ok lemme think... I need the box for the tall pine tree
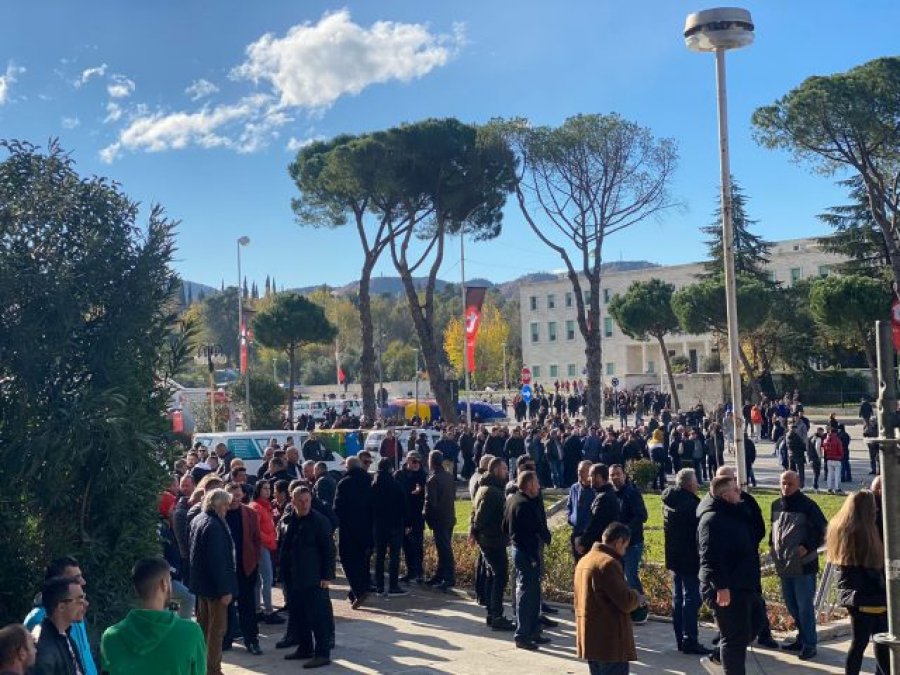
[265,275,271,297]
[186,284,193,305]
[700,177,772,282]
[818,175,891,275]
[243,276,249,299]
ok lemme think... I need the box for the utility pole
[874,320,900,672]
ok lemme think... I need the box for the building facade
[519,237,844,391]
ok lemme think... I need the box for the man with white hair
[189,488,238,675]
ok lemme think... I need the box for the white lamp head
[238,236,251,246]
[684,7,754,52]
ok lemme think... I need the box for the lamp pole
[460,226,471,425]
[378,332,386,416]
[273,357,277,383]
[502,342,508,392]
[684,7,754,489]
[237,236,250,429]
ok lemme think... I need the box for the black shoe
[675,638,683,653]
[285,649,313,660]
[515,639,539,650]
[276,637,299,649]
[782,640,803,652]
[531,635,552,645]
[265,612,286,625]
[436,580,454,592]
[424,577,442,587]
[539,615,558,628]
[388,587,409,597]
[351,592,368,610]
[756,635,779,649]
[541,603,559,614]
[491,616,515,631]
[246,641,263,656]
[303,657,332,669]
[799,646,817,661]
[399,574,413,583]
[681,640,711,656]
[376,588,385,596]
[708,648,721,665]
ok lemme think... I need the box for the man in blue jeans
[770,470,827,661]
[609,465,648,623]
[502,470,551,650]
[661,468,711,655]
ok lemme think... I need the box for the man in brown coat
[574,522,643,675]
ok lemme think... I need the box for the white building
[519,237,844,390]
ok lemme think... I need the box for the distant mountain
[183,261,660,303]
[179,279,218,303]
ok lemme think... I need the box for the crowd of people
[1,389,891,675]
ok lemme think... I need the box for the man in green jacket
[101,557,206,675]
[470,456,514,631]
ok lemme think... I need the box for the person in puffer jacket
[822,428,844,494]
[769,471,827,661]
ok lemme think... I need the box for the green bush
[231,374,286,430]
[627,459,659,491]
[0,141,189,637]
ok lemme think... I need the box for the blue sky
[2,1,898,289]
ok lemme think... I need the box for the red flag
[338,366,346,384]
[464,286,487,373]
[239,320,248,374]
[892,297,900,352]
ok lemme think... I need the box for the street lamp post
[377,332,386,416]
[272,357,277,383]
[502,342,508,393]
[237,236,250,429]
[684,7,754,489]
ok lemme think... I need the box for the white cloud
[61,116,80,129]
[0,62,26,104]
[100,11,462,161]
[185,78,219,101]
[76,63,107,87]
[107,74,135,98]
[231,9,462,109]
[286,136,313,152]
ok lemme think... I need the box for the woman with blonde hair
[825,489,889,674]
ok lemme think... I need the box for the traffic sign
[611,377,620,388]
[521,384,532,404]
[521,367,531,385]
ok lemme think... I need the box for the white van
[191,430,348,476]
[291,400,331,422]
[363,427,442,471]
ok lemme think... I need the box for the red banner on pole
[465,286,487,373]
[891,297,900,351]
[239,320,248,374]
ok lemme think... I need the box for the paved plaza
[223,579,878,674]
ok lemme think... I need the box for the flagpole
[461,225,471,425]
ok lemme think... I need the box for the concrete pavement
[223,579,878,674]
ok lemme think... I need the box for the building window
[565,292,573,308]
[790,267,802,284]
[529,296,538,311]
[532,365,541,379]
[603,288,611,303]
[565,320,576,340]
[647,360,655,374]
[606,362,615,375]
[547,294,555,309]
[604,317,613,338]
[767,271,776,282]
[530,322,539,343]
[584,290,592,305]
[549,364,558,378]
[818,265,831,277]
[548,321,557,342]
[567,363,577,377]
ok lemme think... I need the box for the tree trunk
[862,328,879,394]
[395,269,457,423]
[357,259,378,421]
[287,344,295,426]
[737,345,762,402]
[583,328,603,425]
[656,334,681,412]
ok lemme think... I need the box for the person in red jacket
[250,480,284,625]
[822,429,844,494]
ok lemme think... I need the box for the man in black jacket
[188,488,237,675]
[424,450,457,590]
[770,470,827,661]
[503,471,550,651]
[280,487,336,668]
[34,576,86,675]
[575,464,620,555]
[395,452,427,583]
[372,458,409,596]
[662,468,710,655]
[610,464,648,604]
[698,476,764,674]
[334,456,374,609]
[470,457,514,631]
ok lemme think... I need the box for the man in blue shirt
[566,460,595,561]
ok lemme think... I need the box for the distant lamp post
[237,236,251,429]
[684,6,754,488]
[377,332,386,415]
[194,343,227,432]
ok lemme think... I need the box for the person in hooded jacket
[101,557,206,675]
[662,468,711,656]
[371,458,409,596]
[698,475,764,674]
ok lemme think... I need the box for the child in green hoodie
[101,557,206,675]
